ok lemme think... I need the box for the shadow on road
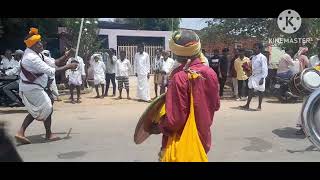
[266,100,303,104]
[16,131,77,146]
[272,127,306,139]
[57,150,87,159]
[0,109,28,114]
[230,107,257,111]
[242,137,272,152]
[265,100,281,104]
[287,145,320,153]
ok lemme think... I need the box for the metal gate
[117,45,163,75]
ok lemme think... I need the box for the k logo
[277,9,302,34]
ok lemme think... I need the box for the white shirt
[309,55,320,67]
[5,60,20,76]
[154,56,163,71]
[92,60,106,77]
[2,57,16,69]
[251,53,268,79]
[42,55,56,68]
[161,57,175,74]
[134,52,150,75]
[19,48,55,91]
[66,57,84,78]
[66,56,86,77]
[77,56,86,76]
[0,56,3,69]
[116,59,131,77]
[105,55,117,74]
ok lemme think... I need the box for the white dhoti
[248,75,266,92]
[136,74,150,101]
[20,89,53,121]
[50,78,59,97]
[94,73,106,85]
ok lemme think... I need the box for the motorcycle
[270,76,299,103]
[0,73,23,107]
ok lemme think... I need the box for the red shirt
[159,58,220,153]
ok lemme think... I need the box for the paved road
[1,77,319,161]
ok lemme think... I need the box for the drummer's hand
[67,63,78,70]
[259,78,264,85]
[65,48,76,58]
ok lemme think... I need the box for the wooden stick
[67,128,72,137]
[75,18,84,59]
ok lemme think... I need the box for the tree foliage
[0,18,60,40]
[202,18,320,54]
[57,18,103,64]
[114,18,181,31]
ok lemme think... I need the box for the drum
[301,89,320,149]
[134,93,166,145]
[289,68,320,96]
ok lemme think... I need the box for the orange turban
[24,28,41,48]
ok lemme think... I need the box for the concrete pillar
[164,36,169,51]
[108,34,117,50]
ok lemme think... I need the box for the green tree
[202,18,320,54]
[0,18,60,40]
[58,18,103,64]
[114,18,181,31]
[202,18,278,42]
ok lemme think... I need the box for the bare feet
[15,134,31,144]
[239,105,249,110]
[95,95,100,98]
[76,99,81,103]
[45,133,61,141]
[116,96,122,100]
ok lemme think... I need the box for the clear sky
[99,18,208,30]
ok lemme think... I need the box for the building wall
[99,29,171,51]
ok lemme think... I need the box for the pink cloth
[159,58,220,153]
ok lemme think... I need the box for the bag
[160,71,208,162]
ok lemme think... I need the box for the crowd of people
[202,42,320,105]
[2,26,320,162]
[0,44,179,105]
